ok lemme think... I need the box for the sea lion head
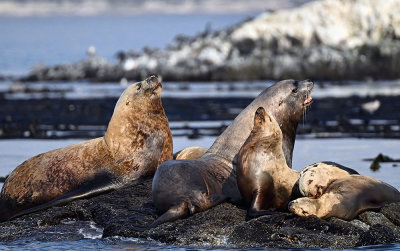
[252,107,282,141]
[298,164,324,198]
[288,197,318,217]
[105,75,170,160]
[267,79,314,125]
[258,79,314,167]
[117,75,163,110]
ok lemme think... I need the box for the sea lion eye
[292,88,298,94]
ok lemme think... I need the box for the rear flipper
[134,194,227,231]
[9,171,124,221]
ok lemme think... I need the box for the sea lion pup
[173,146,208,160]
[237,107,300,219]
[298,161,359,198]
[0,75,173,222]
[289,175,400,220]
[149,79,314,228]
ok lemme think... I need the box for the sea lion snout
[141,75,163,96]
[300,79,314,90]
[299,79,314,107]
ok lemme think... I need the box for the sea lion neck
[277,113,299,168]
[206,88,272,162]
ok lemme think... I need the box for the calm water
[0,14,255,75]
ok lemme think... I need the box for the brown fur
[289,175,400,220]
[237,107,300,217]
[0,75,172,221]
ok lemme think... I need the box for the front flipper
[246,187,274,220]
[10,171,123,220]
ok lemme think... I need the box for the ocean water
[0,14,255,76]
[2,137,399,189]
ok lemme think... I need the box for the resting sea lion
[0,75,172,221]
[237,107,300,218]
[289,175,400,220]
[298,161,359,198]
[173,146,208,160]
[150,79,314,228]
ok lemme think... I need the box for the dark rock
[381,203,400,227]
[357,224,398,246]
[369,154,400,170]
[1,177,399,248]
[359,211,400,234]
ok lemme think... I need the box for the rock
[358,211,400,234]
[357,224,398,246]
[366,153,400,171]
[20,0,400,82]
[1,177,400,248]
[381,203,400,226]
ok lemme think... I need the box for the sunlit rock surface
[23,0,400,82]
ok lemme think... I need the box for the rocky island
[1,177,399,249]
[22,0,400,82]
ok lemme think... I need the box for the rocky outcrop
[1,177,399,248]
[22,0,400,82]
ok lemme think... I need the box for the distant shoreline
[0,0,314,17]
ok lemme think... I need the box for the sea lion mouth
[152,82,162,95]
[303,96,313,107]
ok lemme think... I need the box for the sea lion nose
[151,75,159,82]
[302,79,314,90]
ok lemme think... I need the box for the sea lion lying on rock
[289,175,400,220]
[150,79,314,228]
[298,161,359,198]
[236,107,300,218]
[0,75,173,222]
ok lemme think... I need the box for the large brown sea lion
[0,75,173,222]
[236,107,300,219]
[149,79,314,228]
[289,175,400,220]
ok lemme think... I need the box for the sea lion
[0,75,173,222]
[298,161,359,198]
[237,107,300,218]
[289,175,400,220]
[149,79,314,228]
[173,146,208,160]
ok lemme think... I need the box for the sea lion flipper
[10,171,122,220]
[148,202,191,229]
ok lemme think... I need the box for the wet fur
[289,175,400,220]
[151,79,314,228]
[0,76,173,222]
